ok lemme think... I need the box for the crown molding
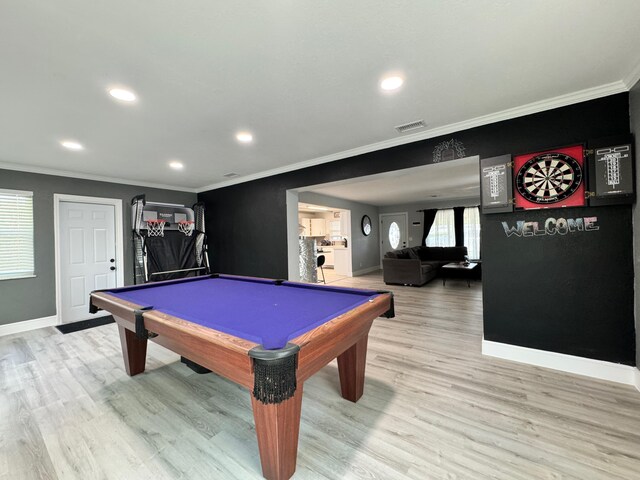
[1,80,630,195]
[623,60,640,90]
[0,161,196,193]
[196,81,628,193]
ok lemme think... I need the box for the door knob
[110,266,116,271]
[110,258,115,263]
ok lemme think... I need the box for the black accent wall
[200,94,631,277]
[629,81,640,370]
[199,93,635,365]
[482,206,635,364]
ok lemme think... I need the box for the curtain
[425,209,455,246]
[453,206,465,247]
[463,206,481,259]
[421,209,437,246]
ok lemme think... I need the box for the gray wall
[379,197,480,248]
[298,192,380,272]
[631,80,640,370]
[0,168,196,325]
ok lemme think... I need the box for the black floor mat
[56,316,115,334]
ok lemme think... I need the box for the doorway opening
[297,202,352,285]
[285,156,480,286]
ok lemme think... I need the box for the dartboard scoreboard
[480,154,513,214]
[589,144,635,205]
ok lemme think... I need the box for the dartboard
[515,152,583,204]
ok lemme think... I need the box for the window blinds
[0,189,34,280]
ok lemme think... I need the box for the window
[426,209,455,247]
[0,189,34,280]
[388,222,400,249]
[463,206,481,260]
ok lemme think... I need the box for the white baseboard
[482,340,637,387]
[0,315,58,337]
[0,311,112,337]
[352,266,382,276]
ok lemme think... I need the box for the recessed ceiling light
[60,140,84,151]
[236,132,253,143]
[169,160,184,170]
[380,75,404,91]
[108,87,137,102]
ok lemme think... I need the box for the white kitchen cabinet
[334,248,350,275]
[320,248,334,266]
[311,218,326,236]
[300,218,312,236]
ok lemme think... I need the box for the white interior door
[59,202,117,323]
[380,213,408,263]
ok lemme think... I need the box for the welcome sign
[502,216,599,237]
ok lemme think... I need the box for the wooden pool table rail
[91,291,257,386]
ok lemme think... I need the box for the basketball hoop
[146,219,166,237]
[178,220,195,236]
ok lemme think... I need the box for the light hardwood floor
[318,267,348,285]
[1,273,640,480]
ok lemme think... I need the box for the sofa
[382,246,468,286]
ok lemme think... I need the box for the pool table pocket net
[249,343,301,404]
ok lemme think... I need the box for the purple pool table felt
[105,276,380,349]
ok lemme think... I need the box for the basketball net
[146,220,166,237]
[178,220,195,236]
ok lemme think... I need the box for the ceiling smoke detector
[395,120,426,133]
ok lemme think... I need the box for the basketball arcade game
[131,195,210,284]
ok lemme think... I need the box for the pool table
[89,274,394,480]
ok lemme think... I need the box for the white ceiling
[1,1,639,192]
[302,156,481,206]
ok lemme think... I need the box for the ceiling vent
[223,172,239,178]
[395,120,426,133]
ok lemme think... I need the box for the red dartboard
[514,145,586,209]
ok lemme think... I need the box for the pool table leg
[118,325,147,376]
[251,385,303,480]
[337,334,369,402]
